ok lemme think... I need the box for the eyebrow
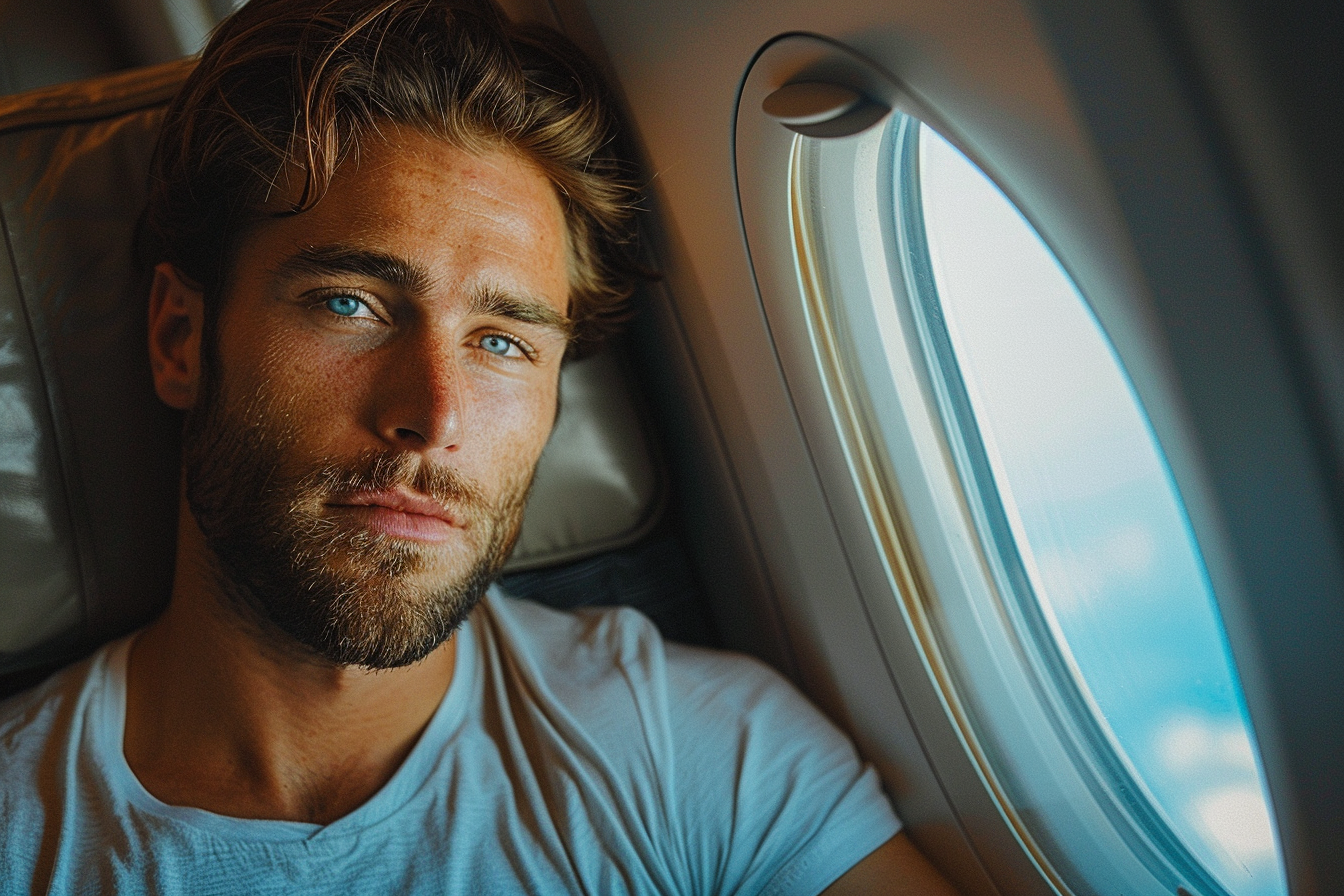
[274,245,433,298]
[275,244,573,338]
[470,285,573,339]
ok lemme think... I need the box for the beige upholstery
[0,60,661,675]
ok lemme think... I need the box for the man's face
[181,131,572,669]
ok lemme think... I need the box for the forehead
[233,129,571,312]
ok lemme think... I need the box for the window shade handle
[762,81,889,138]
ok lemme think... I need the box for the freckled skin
[217,135,572,555]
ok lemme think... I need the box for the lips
[326,487,464,541]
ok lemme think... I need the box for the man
[0,1,957,892]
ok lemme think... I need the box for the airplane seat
[0,59,711,699]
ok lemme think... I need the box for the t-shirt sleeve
[663,642,902,896]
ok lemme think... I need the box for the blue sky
[917,126,1284,896]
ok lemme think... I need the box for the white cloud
[1193,785,1279,869]
[1150,715,1281,892]
[1154,715,1257,776]
[1155,716,1214,773]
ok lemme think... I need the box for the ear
[147,262,206,410]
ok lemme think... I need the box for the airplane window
[770,97,1287,895]
[909,123,1286,896]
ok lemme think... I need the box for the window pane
[915,124,1285,896]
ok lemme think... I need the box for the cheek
[242,333,366,445]
[470,374,559,465]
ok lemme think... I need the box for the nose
[374,329,465,452]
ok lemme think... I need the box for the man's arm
[821,831,962,895]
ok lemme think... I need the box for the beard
[180,358,531,670]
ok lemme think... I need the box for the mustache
[300,449,487,510]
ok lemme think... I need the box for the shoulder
[0,639,124,792]
[0,651,99,758]
[473,591,901,894]
[477,588,884,808]
[477,587,788,709]
[0,648,109,860]
[479,587,658,664]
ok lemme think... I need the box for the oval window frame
[735,32,1279,896]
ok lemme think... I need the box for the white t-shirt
[0,588,900,894]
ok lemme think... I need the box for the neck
[123,505,458,824]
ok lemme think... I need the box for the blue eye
[325,295,368,317]
[481,334,518,357]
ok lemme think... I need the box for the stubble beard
[181,358,531,670]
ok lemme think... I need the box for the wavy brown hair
[138,0,640,355]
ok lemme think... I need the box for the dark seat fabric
[0,59,704,690]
